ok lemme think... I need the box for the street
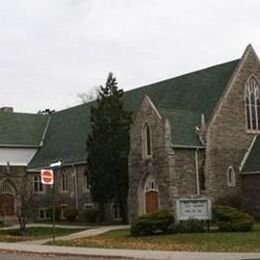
[0,251,133,260]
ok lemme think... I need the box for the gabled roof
[28,59,239,169]
[242,136,260,173]
[0,111,48,147]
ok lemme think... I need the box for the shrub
[83,208,98,223]
[213,205,254,232]
[169,219,205,234]
[64,208,78,222]
[130,209,174,236]
[47,207,61,221]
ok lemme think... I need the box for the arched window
[143,123,152,157]
[227,166,236,187]
[145,175,158,192]
[245,76,260,131]
[0,181,15,195]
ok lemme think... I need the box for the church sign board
[176,197,212,221]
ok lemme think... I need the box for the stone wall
[128,97,177,222]
[205,46,260,205]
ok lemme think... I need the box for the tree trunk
[98,202,105,222]
[120,202,128,224]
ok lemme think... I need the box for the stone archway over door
[0,181,15,216]
[144,175,159,214]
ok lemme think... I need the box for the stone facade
[128,46,260,221]
[2,46,260,223]
[205,46,260,206]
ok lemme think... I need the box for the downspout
[195,149,200,196]
[73,165,79,210]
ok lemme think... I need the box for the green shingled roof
[0,112,48,147]
[28,59,239,169]
[242,137,260,173]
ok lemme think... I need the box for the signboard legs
[52,182,56,244]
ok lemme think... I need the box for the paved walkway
[17,225,130,245]
[0,242,260,260]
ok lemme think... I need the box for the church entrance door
[0,194,15,216]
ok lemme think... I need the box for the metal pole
[52,179,56,244]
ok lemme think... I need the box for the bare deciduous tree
[16,175,34,235]
[78,86,99,103]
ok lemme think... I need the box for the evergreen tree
[87,73,132,222]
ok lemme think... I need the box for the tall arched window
[245,76,260,131]
[227,166,236,187]
[143,123,152,157]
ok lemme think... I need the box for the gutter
[172,144,205,149]
[27,160,87,172]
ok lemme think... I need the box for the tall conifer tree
[87,73,132,222]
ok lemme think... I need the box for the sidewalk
[16,225,130,245]
[0,242,260,260]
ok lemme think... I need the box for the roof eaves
[241,171,260,175]
[39,115,52,147]
[27,160,87,172]
[0,144,40,148]
[239,135,258,172]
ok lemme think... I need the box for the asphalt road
[0,252,134,260]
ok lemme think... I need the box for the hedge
[213,205,254,232]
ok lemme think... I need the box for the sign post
[41,160,62,245]
[49,160,62,245]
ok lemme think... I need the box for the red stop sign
[41,169,54,185]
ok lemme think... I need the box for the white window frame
[144,175,158,192]
[60,172,69,192]
[60,204,68,220]
[227,166,236,187]
[33,175,44,193]
[84,203,94,209]
[245,76,260,133]
[83,171,90,192]
[38,208,49,220]
[143,122,152,159]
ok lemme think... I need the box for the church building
[0,45,260,223]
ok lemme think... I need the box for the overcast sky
[0,0,260,113]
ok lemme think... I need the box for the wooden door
[145,191,159,213]
[0,194,15,216]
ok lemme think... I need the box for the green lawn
[54,224,260,252]
[0,227,85,242]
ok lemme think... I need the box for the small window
[60,172,69,192]
[60,205,68,220]
[227,166,236,187]
[112,203,122,220]
[33,175,44,193]
[143,123,152,158]
[145,175,158,192]
[83,171,90,191]
[38,208,49,220]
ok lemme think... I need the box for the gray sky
[0,0,260,113]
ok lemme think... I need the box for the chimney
[0,107,14,112]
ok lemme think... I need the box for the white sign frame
[41,169,54,185]
[176,197,212,221]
